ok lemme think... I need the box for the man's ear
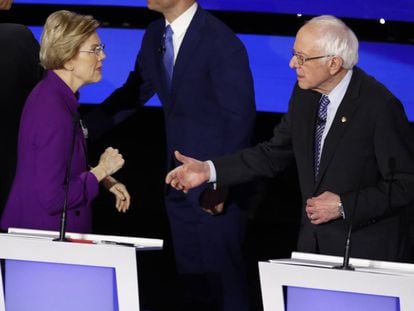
[329,56,344,75]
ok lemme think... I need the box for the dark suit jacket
[94,7,255,165]
[214,67,414,262]
[0,24,43,214]
[86,6,255,308]
[89,6,256,208]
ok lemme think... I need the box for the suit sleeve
[214,93,296,187]
[209,36,256,154]
[32,101,99,216]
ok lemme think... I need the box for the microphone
[158,45,165,54]
[54,113,80,242]
[333,158,368,270]
[159,31,166,54]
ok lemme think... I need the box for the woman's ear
[63,60,74,71]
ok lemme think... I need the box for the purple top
[1,71,99,233]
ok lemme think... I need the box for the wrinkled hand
[0,0,13,10]
[103,176,130,213]
[165,151,210,193]
[91,147,125,182]
[305,191,341,225]
[200,187,228,215]
[98,147,125,175]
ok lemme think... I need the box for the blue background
[30,27,414,120]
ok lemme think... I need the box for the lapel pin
[341,116,347,123]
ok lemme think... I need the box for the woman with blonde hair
[1,10,130,232]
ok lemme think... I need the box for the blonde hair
[40,10,99,70]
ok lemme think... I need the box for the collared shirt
[320,69,353,153]
[165,2,198,63]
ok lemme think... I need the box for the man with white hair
[166,15,414,262]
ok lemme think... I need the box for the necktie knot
[164,25,173,41]
[318,95,330,123]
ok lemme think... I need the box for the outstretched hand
[165,151,210,193]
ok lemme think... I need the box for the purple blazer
[1,71,99,233]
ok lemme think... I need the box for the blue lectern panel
[5,259,119,311]
[28,27,414,120]
[286,286,400,311]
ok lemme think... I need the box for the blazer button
[75,211,80,216]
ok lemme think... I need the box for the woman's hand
[102,176,131,213]
[90,147,125,182]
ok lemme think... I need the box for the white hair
[306,15,359,69]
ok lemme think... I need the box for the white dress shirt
[165,2,198,64]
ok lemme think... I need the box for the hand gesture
[165,151,210,193]
[91,147,125,182]
[102,176,130,213]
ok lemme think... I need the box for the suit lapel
[169,7,205,103]
[302,91,321,190]
[148,20,171,107]
[315,69,362,189]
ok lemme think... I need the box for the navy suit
[88,6,256,310]
[214,67,414,262]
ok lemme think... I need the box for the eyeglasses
[79,43,105,56]
[292,52,334,66]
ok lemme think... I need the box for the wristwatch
[338,202,345,219]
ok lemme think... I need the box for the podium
[0,228,163,311]
[259,252,414,311]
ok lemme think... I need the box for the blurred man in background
[86,0,256,309]
[0,0,44,217]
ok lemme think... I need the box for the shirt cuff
[338,201,346,219]
[206,160,217,189]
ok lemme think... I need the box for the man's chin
[297,81,309,90]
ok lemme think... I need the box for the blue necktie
[163,25,174,85]
[314,95,330,178]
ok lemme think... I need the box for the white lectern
[0,228,163,311]
[259,252,414,311]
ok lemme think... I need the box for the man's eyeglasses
[292,52,334,66]
[79,43,105,56]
